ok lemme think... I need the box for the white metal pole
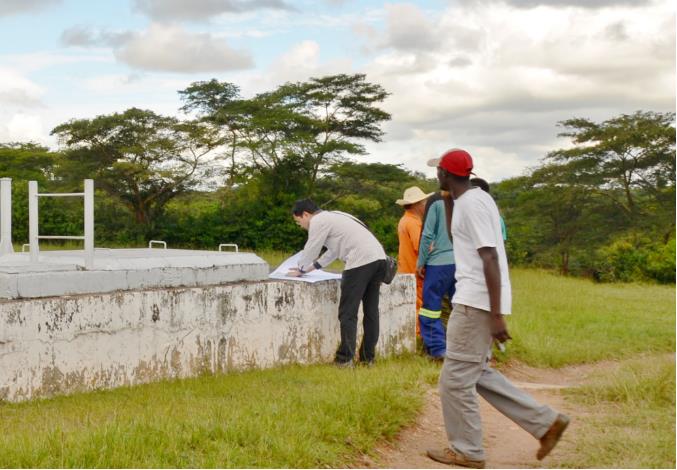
[28,180,39,264]
[0,178,13,254]
[83,179,94,269]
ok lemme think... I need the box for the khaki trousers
[439,304,558,460]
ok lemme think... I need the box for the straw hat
[396,186,434,206]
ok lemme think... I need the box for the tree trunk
[560,250,569,275]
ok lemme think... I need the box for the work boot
[537,413,570,460]
[426,447,485,468]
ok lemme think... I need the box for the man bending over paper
[288,199,387,367]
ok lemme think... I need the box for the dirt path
[355,360,613,469]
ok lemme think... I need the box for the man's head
[430,149,474,197]
[291,198,320,231]
[396,186,433,217]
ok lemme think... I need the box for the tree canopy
[52,108,220,232]
[0,74,671,283]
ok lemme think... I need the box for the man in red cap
[427,149,569,468]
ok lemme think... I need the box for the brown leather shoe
[537,413,570,460]
[426,447,486,468]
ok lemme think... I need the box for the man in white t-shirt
[426,149,570,469]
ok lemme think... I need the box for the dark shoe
[429,355,444,364]
[359,360,375,368]
[426,447,485,468]
[333,360,354,369]
[537,413,570,460]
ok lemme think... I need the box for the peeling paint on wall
[0,276,416,402]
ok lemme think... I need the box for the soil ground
[354,359,627,469]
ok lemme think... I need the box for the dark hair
[423,192,443,220]
[420,192,453,243]
[470,177,490,193]
[292,199,320,216]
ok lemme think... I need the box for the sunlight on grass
[0,356,439,468]
[506,268,675,367]
[558,355,675,469]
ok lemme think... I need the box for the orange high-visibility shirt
[397,210,422,274]
[397,210,424,319]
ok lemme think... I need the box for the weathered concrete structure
[0,249,416,402]
[0,248,269,299]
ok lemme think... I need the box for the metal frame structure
[0,178,13,255]
[28,179,94,269]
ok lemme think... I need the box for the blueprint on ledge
[268,251,342,283]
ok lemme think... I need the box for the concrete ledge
[0,274,416,402]
[0,249,269,299]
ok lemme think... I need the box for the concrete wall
[0,276,416,402]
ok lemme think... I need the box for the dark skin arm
[477,246,512,343]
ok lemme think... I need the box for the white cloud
[114,24,254,73]
[358,0,675,181]
[238,40,354,93]
[0,0,59,17]
[379,3,438,52]
[0,68,45,108]
[6,114,44,142]
[60,26,133,48]
[495,0,652,8]
[133,0,296,22]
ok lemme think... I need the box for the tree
[52,108,219,235]
[317,162,433,253]
[179,74,391,194]
[0,142,58,183]
[0,143,64,243]
[516,164,604,274]
[548,111,676,235]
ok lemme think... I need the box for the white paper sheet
[268,251,342,283]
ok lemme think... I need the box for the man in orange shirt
[396,186,433,334]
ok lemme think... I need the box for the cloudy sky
[0,0,674,182]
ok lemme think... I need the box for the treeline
[0,74,673,283]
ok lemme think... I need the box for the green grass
[0,356,439,468]
[2,254,673,467]
[505,268,675,367]
[558,355,676,469]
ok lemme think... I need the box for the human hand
[416,266,426,279]
[490,314,512,343]
[287,268,304,277]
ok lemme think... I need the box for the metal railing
[148,240,167,249]
[218,243,239,253]
[28,179,94,269]
[0,178,13,255]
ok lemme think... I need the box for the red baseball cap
[435,148,474,177]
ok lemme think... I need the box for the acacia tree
[547,111,676,234]
[179,74,391,194]
[517,163,604,274]
[0,142,58,182]
[52,108,219,234]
